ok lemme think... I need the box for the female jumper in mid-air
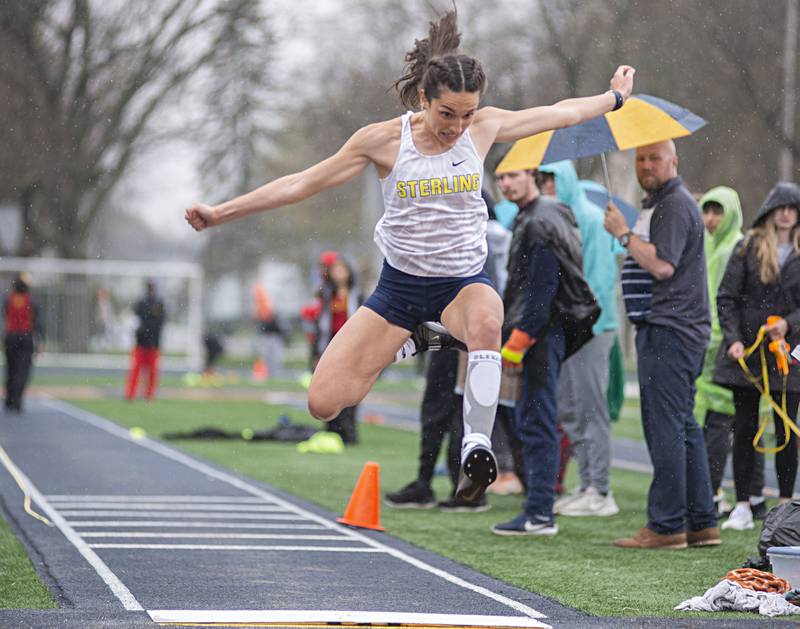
[186,10,635,504]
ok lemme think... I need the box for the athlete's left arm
[477,65,635,145]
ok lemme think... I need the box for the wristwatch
[618,231,633,248]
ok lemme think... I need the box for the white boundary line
[47,495,274,503]
[88,543,384,552]
[0,445,143,611]
[44,398,547,620]
[56,510,298,519]
[148,610,549,628]
[79,532,349,540]
[46,503,288,511]
[66,520,328,530]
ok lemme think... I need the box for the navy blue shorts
[363,261,495,331]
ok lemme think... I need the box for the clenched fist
[185,203,218,232]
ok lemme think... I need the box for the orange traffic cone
[252,358,268,382]
[337,461,384,531]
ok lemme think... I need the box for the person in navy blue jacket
[490,167,598,536]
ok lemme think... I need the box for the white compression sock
[461,350,501,462]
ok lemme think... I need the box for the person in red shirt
[124,280,166,401]
[316,257,361,443]
[3,273,43,413]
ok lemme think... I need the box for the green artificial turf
[0,518,56,609]
[66,397,772,620]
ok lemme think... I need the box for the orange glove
[501,329,536,369]
[769,339,791,375]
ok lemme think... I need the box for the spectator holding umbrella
[605,140,718,549]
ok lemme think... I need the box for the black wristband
[609,89,624,111]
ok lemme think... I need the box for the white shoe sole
[560,505,620,517]
[721,520,754,531]
[491,525,559,536]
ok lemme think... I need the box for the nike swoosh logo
[452,159,466,167]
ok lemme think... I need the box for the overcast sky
[120,1,338,242]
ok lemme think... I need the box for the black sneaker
[751,500,768,520]
[455,446,498,504]
[437,495,491,513]
[410,322,467,355]
[384,481,436,509]
[491,513,558,536]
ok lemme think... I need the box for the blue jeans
[514,326,566,522]
[636,324,717,534]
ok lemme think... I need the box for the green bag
[607,336,625,422]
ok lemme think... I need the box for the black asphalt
[0,398,797,628]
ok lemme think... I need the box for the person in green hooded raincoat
[695,187,765,518]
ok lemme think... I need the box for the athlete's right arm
[185,123,389,231]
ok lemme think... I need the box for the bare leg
[441,283,503,351]
[308,307,410,420]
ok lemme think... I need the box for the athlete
[186,10,635,504]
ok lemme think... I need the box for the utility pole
[781,0,798,179]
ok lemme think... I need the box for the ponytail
[393,10,485,110]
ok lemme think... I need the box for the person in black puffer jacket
[714,182,800,531]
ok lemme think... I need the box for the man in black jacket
[491,168,599,536]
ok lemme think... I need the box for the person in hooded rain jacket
[538,160,621,518]
[714,182,800,531]
[696,186,766,518]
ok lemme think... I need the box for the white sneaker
[590,491,620,517]
[713,489,731,516]
[721,503,754,530]
[559,487,620,517]
[554,487,585,514]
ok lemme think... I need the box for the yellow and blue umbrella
[495,94,707,174]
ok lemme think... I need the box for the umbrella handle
[600,152,613,197]
[600,152,618,252]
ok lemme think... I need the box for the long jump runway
[0,399,586,629]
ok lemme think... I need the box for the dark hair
[393,10,486,110]
[12,277,29,293]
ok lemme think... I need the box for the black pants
[731,387,800,501]
[417,350,462,489]
[326,406,358,444]
[704,409,764,495]
[4,334,34,411]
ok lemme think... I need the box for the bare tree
[0,0,271,257]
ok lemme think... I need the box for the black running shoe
[384,481,436,509]
[751,500,768,521]
[411,322,467,354]
[437,495,491,513]
[454,446,498,504]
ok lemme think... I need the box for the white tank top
[375,111,488,277]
